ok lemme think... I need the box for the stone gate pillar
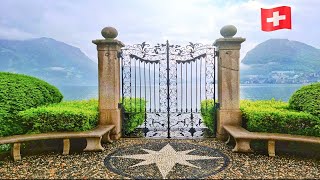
[213,25,245,140]
[92,27,124,140]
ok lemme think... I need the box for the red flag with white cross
[261,6,292,32]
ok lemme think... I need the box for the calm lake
[57,84,305,102]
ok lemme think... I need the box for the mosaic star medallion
[104,142,230,179]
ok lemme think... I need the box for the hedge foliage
[241,100,320,137]
[200,99,216,133]
[200,99,320,137]
[0,72,63,137]
[18,98,146,135]
[121,97,146,134]
[289,82,320,117]
[18,99,98,134]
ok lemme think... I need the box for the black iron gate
[120,41,217,138]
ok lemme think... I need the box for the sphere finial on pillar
[101,27,118,39]
[220,25,237,38]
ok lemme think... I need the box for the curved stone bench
[0,125,115,161]
[223,125,320,156]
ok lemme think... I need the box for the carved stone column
[92,27,124,140]
[213,25,245,140]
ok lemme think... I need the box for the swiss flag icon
[261,6,292,32]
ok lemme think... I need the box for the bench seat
[0,125,115,161]
[223,125,320,156]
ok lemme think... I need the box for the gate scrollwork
[120,41,217,138]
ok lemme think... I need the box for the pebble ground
[0,138,319,179]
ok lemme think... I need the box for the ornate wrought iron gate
[120,41,217,138]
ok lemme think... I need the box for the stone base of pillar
[216,133,229,141]
[216,109,242,140]
[110,133,121,140]
[99,109,121,140]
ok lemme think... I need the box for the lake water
[57,84,306,102]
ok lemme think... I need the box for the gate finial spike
[101,27,118,39]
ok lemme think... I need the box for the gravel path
[0,138,319,179]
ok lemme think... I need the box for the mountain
[241,39,320,84]
[0,37,98,86]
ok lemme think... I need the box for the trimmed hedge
[18,99,98,134]
[121,97,146,134]
[18,98,146,135]
[200,99,216,133]
[241,100,320,137]
[200,99,320,137]
[289,82,320,117]
[0,72,63,137]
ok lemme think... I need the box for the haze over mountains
[0,37,319,86]
[0,37,98,86]
[241,39,320,84]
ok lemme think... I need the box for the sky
[0,0,319,65]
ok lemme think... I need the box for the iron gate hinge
[214,50,219,57]
[117,51,123,59]
[215,102,220,109]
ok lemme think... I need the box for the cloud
[0,0,319,63]
[0,26,35,40]
[47,67,66,71]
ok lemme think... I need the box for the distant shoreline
[55,83,311,87]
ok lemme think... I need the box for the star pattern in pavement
[113,143,222,178]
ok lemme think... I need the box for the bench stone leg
[63,139,70,155]
[225,134,231,145]
[268,140,276,157]
[84,137,104,151]
[12,143,21,161]
[225,134,235,145]
[233,138,253,153]
[102,131,113,143]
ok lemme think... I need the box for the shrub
[0,72,63,137]
[0,109,10,135]
[200,99,320,137]
[0,144,11,153]
[289,82,320,117]
[121,97,146,134]
[18,98,146,135]
[200,99,216,133]
[18,99,98,133]
[241,100,320,137]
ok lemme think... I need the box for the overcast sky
[0,0,319,64]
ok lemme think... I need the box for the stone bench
[223,125,320,157]
[0,125,115,161]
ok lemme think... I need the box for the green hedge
[289,82,320,117]
[200,99,216,133]
[18,99,98,134]
[18,98,146,135]
[121,97,146,135]
[0,72,63,137]
[200,99,320,137]
[241,100,320,137]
